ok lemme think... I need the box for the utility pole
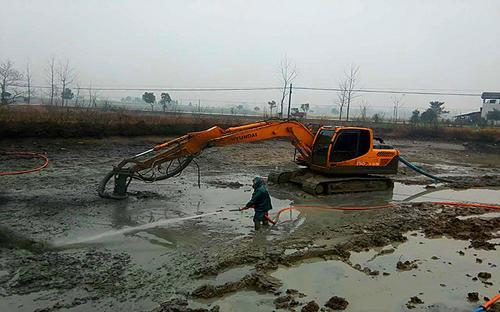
[198,99,201,113]
[287,84,293,120]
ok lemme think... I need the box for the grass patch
[0,105,259,138]
[1,105,498,144]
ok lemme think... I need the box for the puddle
[198,265,254,286]
[47,182,296,269]
[266,232,498,312]
[193,290,276,312]
[393,184,499,205]
[408,188,500,205]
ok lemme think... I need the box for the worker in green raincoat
[240,177,273,230]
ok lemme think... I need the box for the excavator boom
[98,120,315,198]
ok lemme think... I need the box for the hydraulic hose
[0,152,49,176]
[398,155,454,183]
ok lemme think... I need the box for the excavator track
[269,169,393,195]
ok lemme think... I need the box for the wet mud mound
[191,271,282,299]
[0,226,47,253]
[423,215,500,250]
[2,250,130,295]
[445,174,500,189]
[324,295,349,310]
[153,298,220,312]
[205,180,244,189]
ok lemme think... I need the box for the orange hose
[484,294,500,309]
[0,152,49,176]
[264,213,277,225]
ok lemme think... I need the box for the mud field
[1,136,499,312]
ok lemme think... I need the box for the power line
[12,84,482,97]
[295,86,480,97]
[12,84,282,92]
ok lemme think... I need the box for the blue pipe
[398,156,454,183]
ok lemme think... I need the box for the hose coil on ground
[0,152,49,176]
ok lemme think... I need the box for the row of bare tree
[0,57,79,107]
[2,56,365,121]
[277,57,362,121]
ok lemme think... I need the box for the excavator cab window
[330,129,371,162]
[311,129,334,166]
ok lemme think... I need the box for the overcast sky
[1,0,499,116]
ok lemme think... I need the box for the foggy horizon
[1,0,499,116]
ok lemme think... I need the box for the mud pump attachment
[98,141,196,199]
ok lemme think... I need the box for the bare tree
[359,100,369,121]
[278,56,297,118]
[88,81,97,107]
[391,95,404,123]
[0,60,23,105]
[46,56,56,105]
[336,79,348,121]
[75,82,81,106]
[337,65,359,121]
[268,100,277,117]
[25,60,34,104]
[58,60,76,106]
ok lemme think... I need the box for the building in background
[481,92,500,122]
[454,111,482,123]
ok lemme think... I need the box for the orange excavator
[98,120,400,199]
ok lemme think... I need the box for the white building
[481,92,500,120]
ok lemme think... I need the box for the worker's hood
[252,177,264,189]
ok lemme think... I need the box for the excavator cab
[309,126,399,176]
[311,127,371,167]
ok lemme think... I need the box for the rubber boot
[254,220,261,231]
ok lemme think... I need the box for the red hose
[0,152,49,176]
[270,201,500,224]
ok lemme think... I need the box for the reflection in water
[111,200,138,229]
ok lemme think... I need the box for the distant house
[454,111,481,123]
[481,92,500,120]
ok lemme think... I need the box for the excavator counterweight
[98,120,399,199]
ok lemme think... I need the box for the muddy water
[190,231,499,311]
[197,265,255,286]
[193,290,276,312]
[393,183,500,204]
[206,231,497,312]
[49,182,498,269]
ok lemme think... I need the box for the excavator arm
[98,120,315,199]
